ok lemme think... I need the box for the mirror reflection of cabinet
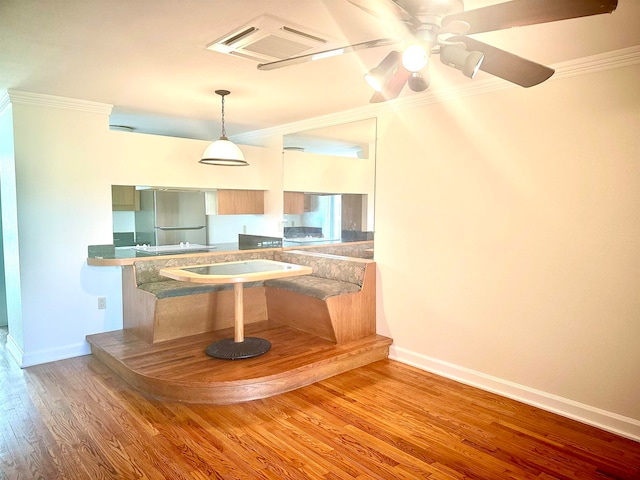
[283,192,369,242]
[284,191,304,214]
[341,194,364,231]
[111,185,140,211]
[283,118,376,243]
[205,189,264,215]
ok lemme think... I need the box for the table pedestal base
[205,337,271,360]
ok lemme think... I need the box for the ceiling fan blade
[448,36,554,87]
[346,0,420,29]
[370,67,411,103]
[257,38,397,71]
[442,0,618,35]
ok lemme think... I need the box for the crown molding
[552,45,640,81]
[234,45,640,145]
[0,90,11,115]
[6,90,113,115]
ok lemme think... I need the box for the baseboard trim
[389,346,640,443]
[20,341,92,368]
[6,333,24,367]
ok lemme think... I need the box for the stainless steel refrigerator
[134,190,207,246]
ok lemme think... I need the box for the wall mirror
[111,185,276,251]
[282,118,377,246]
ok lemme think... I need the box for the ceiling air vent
[207,15,332,63]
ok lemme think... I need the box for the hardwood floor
[2,327,639,479]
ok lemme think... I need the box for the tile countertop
[86,243,279,266]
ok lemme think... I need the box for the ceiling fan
[257,0,618,103]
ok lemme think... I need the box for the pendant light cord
[199,89,247,166]
[220,94,226,138]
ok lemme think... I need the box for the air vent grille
[281,26,326,43]
[221,27,257,46]
[207,15,333,63]
[243,35,312,59]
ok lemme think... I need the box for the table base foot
[205,337,271,360]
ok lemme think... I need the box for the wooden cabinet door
[216,189,264,215]
[111,185,140,211]
[284,192,304,214]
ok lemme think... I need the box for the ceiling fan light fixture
[464,50,484,78]
[200,89,248,167]
[440,45,485,79]
[364,51,400,92]
[407,71,430,92]
[401,44,429,73]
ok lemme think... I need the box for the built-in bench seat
[264,250,375,344]
[133,251,274,291]
[138,279,265,299]
[123,251,275,343]
[265,250,366,299]
[121,249,376,346]
[264,275,361,300]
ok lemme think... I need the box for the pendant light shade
[200,90,248,166]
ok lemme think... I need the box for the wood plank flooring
[2,327,639,479]
[86,321,393,404]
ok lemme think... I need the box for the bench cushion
[140,280,265,299]
[139,280,222,299]
[264,276,360,300]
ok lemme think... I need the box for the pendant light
[200,90,248,166]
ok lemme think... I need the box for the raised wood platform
[86,321,392,404]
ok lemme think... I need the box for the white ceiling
[1,0,639,141]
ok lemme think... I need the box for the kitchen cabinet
[284,191,304,214]
[111,185,140,211]
[205,189,264,215]
[341,194,364,231]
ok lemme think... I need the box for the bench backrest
[133,250,275,286]
[285,241,373,259]
[274,250,370,287]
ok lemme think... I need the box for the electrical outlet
[98,297,107,310]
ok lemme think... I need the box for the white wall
[7,94,281,366]
[375,64,640,438]
[112,211,135,233]
[0,101,20,333]
[283,149,376,230]
[283,150,375,195]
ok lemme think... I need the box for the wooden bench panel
[265,252,376,344]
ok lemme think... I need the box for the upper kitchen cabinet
[111,185,140,211]
[284,191,305,215]
[206,189,264,215]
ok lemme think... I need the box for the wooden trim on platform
[87,322,392,404]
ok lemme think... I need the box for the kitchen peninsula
[87,238,373,265]
[87,235,283,266]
